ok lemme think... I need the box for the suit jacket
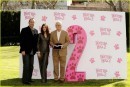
[37,33,50,53]
[19,26,38,55]
[50,30,70,56]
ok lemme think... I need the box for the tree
[30,0,58,9]
[1,0,58,10]
[105,0,117,11]
[118,0,123,11]
[40,0,58,9]
[31,0,35,9]
[105,0,129,11]
[1,1,8,11]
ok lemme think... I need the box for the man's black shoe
[29,80,34,83]
[41,79,47,83]
[54,79,59,83]
[22,82,31,85]
[59,80,64,83]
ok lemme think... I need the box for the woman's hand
[37,52,41,58]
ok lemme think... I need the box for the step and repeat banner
[20,9,127,81]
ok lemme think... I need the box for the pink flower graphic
[101,16,106,21]
[72,15,77,20]
[42,16,47,21]
[114,71,120,78]
[117,58,122,63]
[114,44,119,50]
[90,58,95,63]
[32,69,38,76]
[90,30,95,36]
[117,31,122,36]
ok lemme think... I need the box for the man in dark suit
[20,18,38,85]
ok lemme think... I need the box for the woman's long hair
[41,24,50,36]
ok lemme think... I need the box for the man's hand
[21,51,25,56]
[53,45,64,49]
[61,45,64,49]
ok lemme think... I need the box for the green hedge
[1,11,20,46]
[126,12,130,52]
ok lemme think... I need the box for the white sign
[20,9,127,81]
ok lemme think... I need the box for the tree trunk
[52,0,58,9]
[118,0,123,11]
[31,0,35,9]
[105,0,117,11]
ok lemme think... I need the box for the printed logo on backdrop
[83,13,94,21]
[54,12,66,20]
[112,14,122,22]
[24,11,36,20]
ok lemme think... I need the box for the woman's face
[42,26,47,32]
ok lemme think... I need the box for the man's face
[29,19,35,29]
[55,22,62,31]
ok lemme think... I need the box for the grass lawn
[0,46,130,87]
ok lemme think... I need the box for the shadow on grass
[1,78,125,86]
[114,82,126,87]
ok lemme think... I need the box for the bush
[1,11,20,46]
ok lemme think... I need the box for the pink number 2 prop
[65,25,87,82]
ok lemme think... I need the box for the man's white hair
[29,18,35,22]
[55,20,62,25]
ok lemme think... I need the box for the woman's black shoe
[29,80,34,83]
[41,79,47,83]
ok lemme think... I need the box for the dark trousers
[38,52,49,82]
[22,54,34,83]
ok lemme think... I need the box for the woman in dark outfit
[37,24,50,83]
